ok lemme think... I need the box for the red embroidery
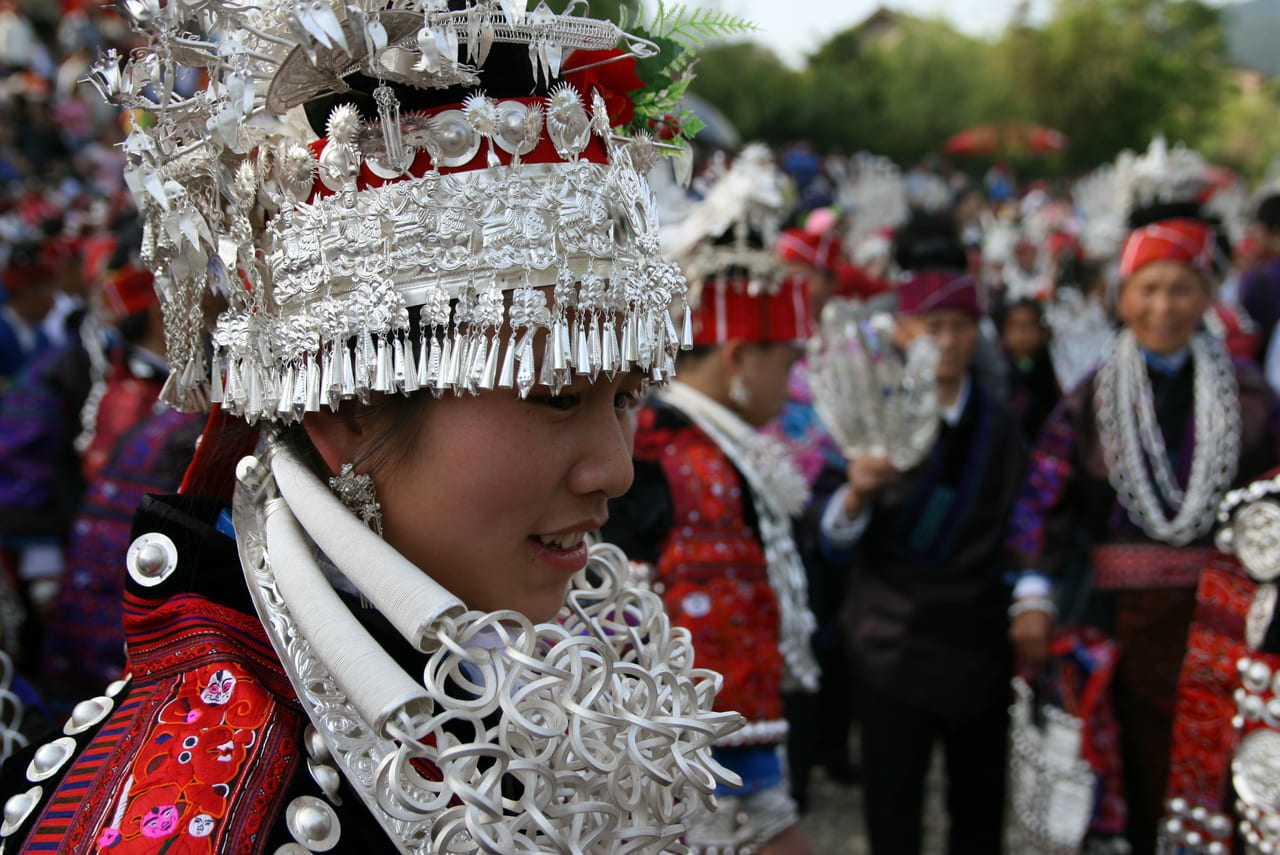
[1166,553,1257,813]
[92,663,275,854]
[640,416,784,729]
[1092,544,1210,590]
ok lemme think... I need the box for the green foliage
[620,1,757,143]
[687,41,801,144]
[998,0,1228,171]
[623,2,758,46]
[1201,76,1280,180]
[684,0,1248,177]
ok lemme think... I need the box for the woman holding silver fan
[809,212,1026,855]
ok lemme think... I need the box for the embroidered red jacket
[603,401,785,738]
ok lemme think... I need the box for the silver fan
[1044,289,1114,394]
[806,298,940,471]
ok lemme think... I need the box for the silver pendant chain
[1095,330,1240,546]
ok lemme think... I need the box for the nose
[1149,289,1176,318]
[567,389,636,500]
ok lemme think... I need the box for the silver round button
[286,795,340,851]
[64,696,114,736]
[1,785,42,836]
[126,533,178,587]
[26,737,75,783]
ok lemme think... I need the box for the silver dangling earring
[329,463,383,535]
[728,374,752,410]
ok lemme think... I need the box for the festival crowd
[0,2,1277,855]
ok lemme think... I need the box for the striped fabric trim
[23,679,149,850]
[121,591,297,701]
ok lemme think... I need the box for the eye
[531,392,580,411]
[614,388,642,411]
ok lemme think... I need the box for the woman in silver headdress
[0,2,746,852]
[1007,204,1280,854]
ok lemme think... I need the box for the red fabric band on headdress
[691,276,812,347]
[897,270,981,318]
[308,96,611,203]
[2,258,52,296]
[1118,218,1214,279]
[775,227,842,274]
[101,263,157,318]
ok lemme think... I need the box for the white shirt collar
[941,375,971,427]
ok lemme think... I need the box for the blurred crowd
[1,3,1280,850]
[0,0,205,728]
[637,137,1280,854]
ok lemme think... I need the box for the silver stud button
[286,796,339,851]
[126,533,178,587]
[26,737,75,782]
[1,786,42,836]
[64,696,114,736]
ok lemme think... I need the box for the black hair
[1056,255,1103,295]
[107,214,144,271]
[892,211,967,273]
[994,297,1044,335]
[116,310,149,344]
[1255,194,1280,233]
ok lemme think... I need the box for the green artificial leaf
[677,109,706,139]
[633,34,683,86]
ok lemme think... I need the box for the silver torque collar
[232,440,742,854]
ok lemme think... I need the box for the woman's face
[1117,260,1211,355]
[371,372,644,622]
[898,309,979,384]
[1002,305,1045,361]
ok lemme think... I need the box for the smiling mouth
[532,532,587,551]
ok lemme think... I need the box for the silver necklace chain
[1095,330,1240,547]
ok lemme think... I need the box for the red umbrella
[942,121,1069,157]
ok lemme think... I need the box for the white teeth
[536,532,585,550]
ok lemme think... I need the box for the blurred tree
[1201,75,1280,180]
[831,18,1013,162]
[687,41,800,145]
[997,0,1228,171]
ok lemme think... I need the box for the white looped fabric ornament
[233,440,743,854]
[1095,329,1240,547]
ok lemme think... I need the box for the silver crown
[93,0,691,422]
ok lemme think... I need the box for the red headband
[690,276,811,347]
[101,263,157,318]
[775,227,843,274]
[897,270,981,318]
[1118,218,1215,279]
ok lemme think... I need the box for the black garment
[813,380,1025,719]
[858,676,1007,855]
[808,378,1025,855]
[1005,346,1061,445]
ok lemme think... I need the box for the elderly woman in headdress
[1007,206,1280,854]
[0,2,745,852]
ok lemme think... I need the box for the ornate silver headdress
[836,152,907,252]
[1075,135,1220,263]
[659,142,790,298]
[806,299,940,471]
[91,0,741,422]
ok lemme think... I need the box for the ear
[301,406,367,477]
[720,339,748,377]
